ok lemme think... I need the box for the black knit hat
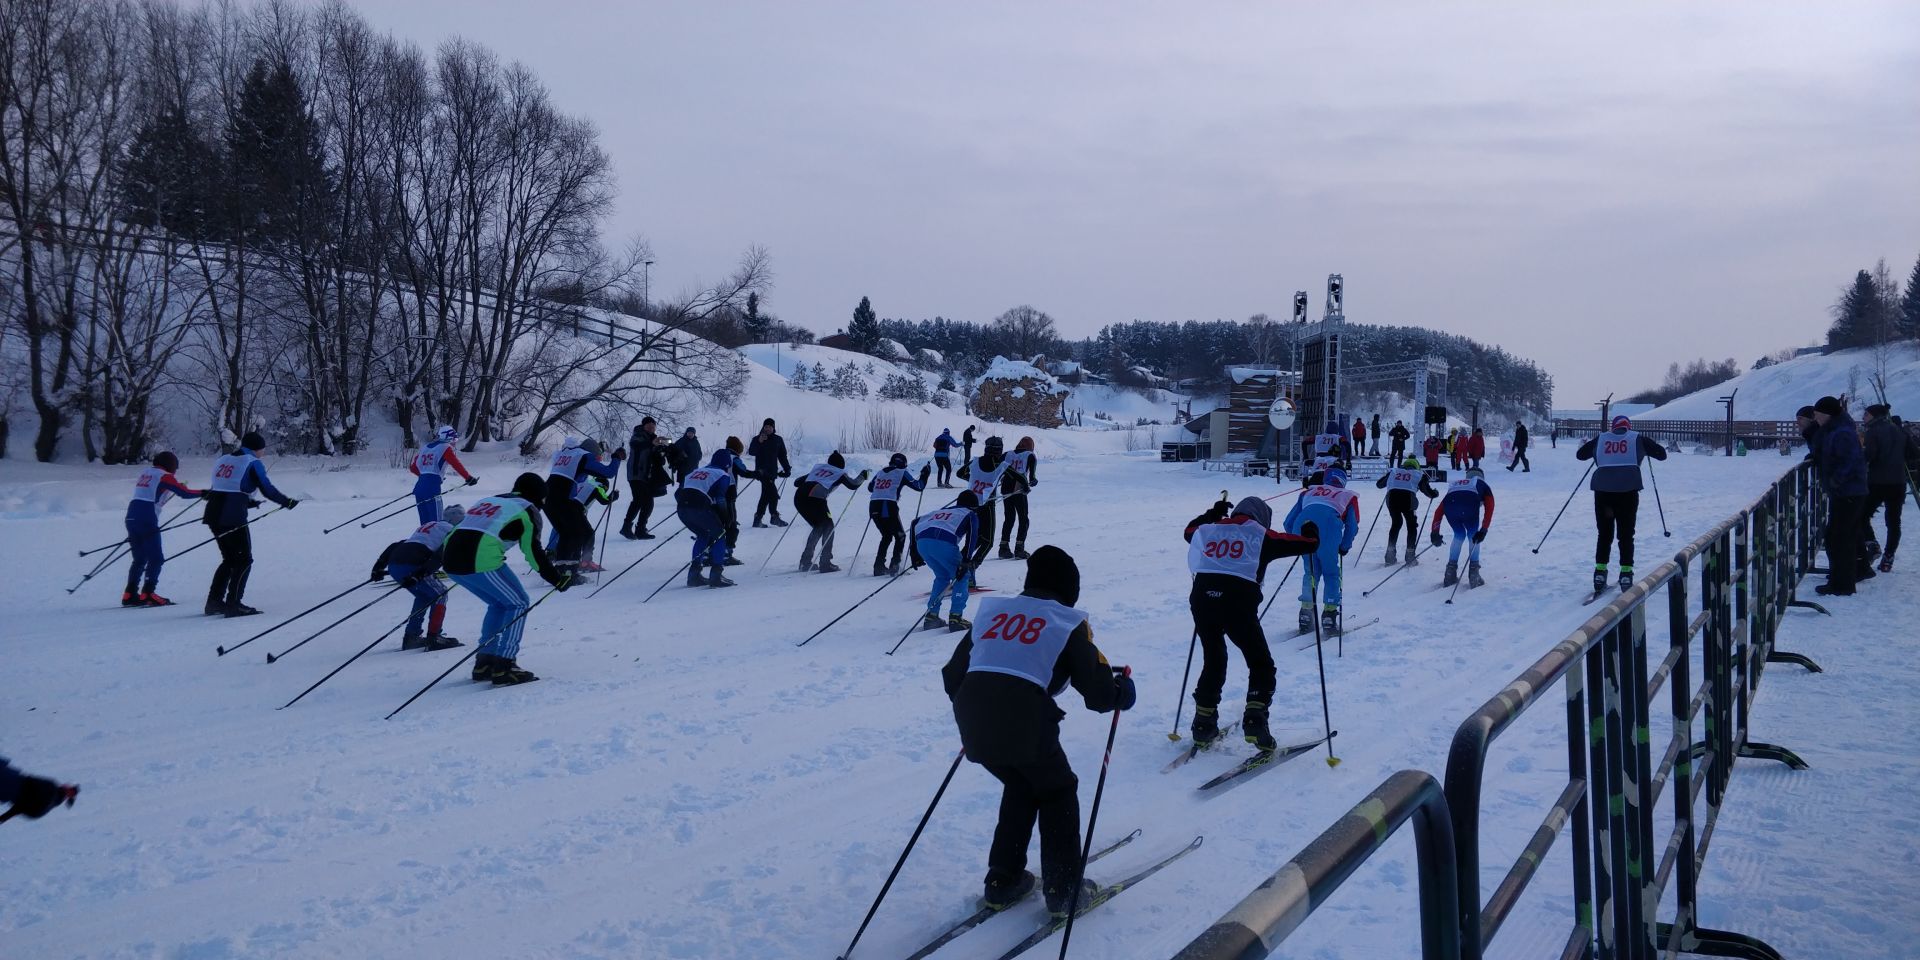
[1795,405,1816,420]
[241,431,266,451]
[153,451,179,473]
[1023,545,1080,607]
[1814,396,1844,417]
[956,490,980,509]
[828,450,846,469]
[1866,403,1890,418]
[512,471,547,509]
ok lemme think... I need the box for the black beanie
[241,431,266,451]
[1795,405,1816,420]
[956,490,980,509]
[828,450,846,469]
[153,451,179,473]
[1813,396,1844,417]
[763,418,776,427]
[512,471,547,508]
[1023,545,1081,607]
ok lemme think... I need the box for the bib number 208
[980,613,1047,644]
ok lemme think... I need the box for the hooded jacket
[1815,412,1868,497]
[1863,416,1913,486]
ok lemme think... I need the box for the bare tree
[991,304,1056,361]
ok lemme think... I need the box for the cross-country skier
[1183,494,1318,749]
[998,436,1040,559]
[958,436,1028,565]
[621,417,669,540]
[371,504,465,651]
[1305,421,1348,467]
[1283,466,1360,633]
[867,453,930,576]
[124,451,202,607]
[747,418,792,528]
[1430,468,1496,588]
[408,425,476,524]
[911,490,981,630]
[940,545,1135,918]
[1302,452,1342,488]
[443,473,569,685]
[1507,422,1531,472]
[545,437,623,581]
[202,432,298,618]
[677,450,742,588]
[1576,415,1669,592]
[793,451,868,573]
[933,428,958,487]
[1374,456,1438,565]
[546,471,619,576]
[719,436,748,561]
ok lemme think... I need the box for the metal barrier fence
[1551,419,1803,457]
[1173,462,1826,960]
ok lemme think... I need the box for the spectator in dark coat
[1388,420,1411,462]
[1811,396,1870,595]
[621,417,670,539]
[747,418,793,527]
[1369,413,1382,456]
[1508,422,1530,472]
[1861,403,1912,571]
[671,428,701,486]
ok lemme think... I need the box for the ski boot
[140,591,174,607]
[1405,545,1419,567]
[769,515,789,527]
[1190,705,1220,746]
[1044,877,1101,919]
[1383,547,1398,566]
[998,542,1016,560]
[122,590,144,607]
[402,632,429,651]
[1467,561,1485,589]
[1442,561,1459,587]
[707,567,736,588]
[752,519,767,529]
[1618,568,1634,591]
[1013,541,1029,560]
[797,558,814,572]
[423,633,463,651]
[471,654,498,683]
[947,613,972,633]
[723,556,743,566]
[983,870,1036,912]
[874,562,889,577]
[1321,604,1341,635]
[1242,700,1276,751]
[1593,567,1608,594]
[1880,549,1896,574]
[922,611,945,631]
[205,599,228,616]
[1298,603,1315,633]
[580,560,605,573]
[1865,539,1882,563]
[225,603,262,619]
[817,559,841,574]
[687,562,706,587]
[890,558,905,576]
[618,525,636,540]
[491,659,538,686]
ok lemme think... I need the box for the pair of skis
[896,830,1204,960]
[1162,721,1337,790]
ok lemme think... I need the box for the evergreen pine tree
[1827,269,1884,351]
[744,292,770,342]
[847,296,882,355]
[122,105,218,237]
[222,58,332,244]
[1899,254,1920,341]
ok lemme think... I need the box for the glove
[1112,666,1136,711]
[1339,547,1349,557]
[248,499,263,509]
[284,499,299,509]
[465,476,479,487]
[779,469,791,478]
[8,776,71,819]
[1430,531,1444,548]
[399,575,422,588]
[1205,501,1231,521]
[370,570,386,583]
[920,464,932,480]
[606,490,621,503]
[1472,529,1487,544]
[612,448,627,460]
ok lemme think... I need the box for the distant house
[819,333,854,351]
[1043,358,1108,386]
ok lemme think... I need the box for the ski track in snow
[0,445,1881,959]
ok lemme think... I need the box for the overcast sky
[358,1,1919,404]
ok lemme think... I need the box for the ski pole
[833,747,966,960]
[758,480,797,573]
[66,544,131,594]
[586,525,685,599]
[266,585,405,663]
[384,583,563,720]
[165,506,287,563]
[1354,496,1387,558]
[77,502,195,557]
[1532,461,1594,554]
[1361,495,1439,597]
[1306,556,1342,767]
[324,489,417,534]
[1058,678,1127,959]
[1257,556,1301,620]
[1647,459,1671,537]
[216,580,369,656]
[360,498,426,530]
[797,568,907,647]
[596,471,622,569]
[1168,630,1198,742]
[278,604,422,710]
[643,561,693,603]
[846,515,873,577]
[886,602,936,656]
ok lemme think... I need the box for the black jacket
[671,436,702,476]
[372,540,442,581]
[1389,424,1411,443]
[1513,423,1529,450]
[1863,417,1913,486]
[1182,506,1318,599]
[747,432,791,479]
[941,589,1118,766]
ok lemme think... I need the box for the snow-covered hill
[1645,343,1920,420]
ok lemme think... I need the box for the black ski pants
[1385,490,1420,551]
[1509,447,1530,472]
[979,743,1082,890]
[1000,494,1030,546]
[1189,579,1274,710]
[971,502,999,565]
[935,457,952,486]
[754,475,784,523]
[1864,482,1904,556]
[622,489,655,534]
[870,501,907,569]
[1825,494,1866,592]
[208,523,253,607]
[1594,490,1640,568]
[794,491,835,565]
[548,497,592,567]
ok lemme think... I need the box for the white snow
[976,356,1066,395]
[1226,366,1283,385]
[0,443,1906,958]
[1644,343,1920,420]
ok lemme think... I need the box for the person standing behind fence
[1576,415,1667,594]
[747,418,792,528]
[124,452,202,607]
[1508,422,1531,472]
[1810,396,1870,596]
[1861,404,1911,573]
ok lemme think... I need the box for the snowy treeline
[0,0,757,463]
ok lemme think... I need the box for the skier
[1182,494,1318,749]
[547,471,620,575]
[1306,421,1347,467]
[867,453,930,576]
[1388,419,1411,462]
[998,436,1040,559]
[940,545,1135,918]
[123,451,202,607]
[793,451,868,573]
[719,436,749,560]
[747,418,792,528]
[1576,415,1669,592]
[1508,422,1531,472]
[1466,427,1487,469]
[408,425,477,524]
[620,417,669,540]
[1283,466,1360,633]
[1422,431,1444,469]
[370,504,465,651]
[1861,403,1911,572]
[545,437,622,581]
[1374,456,1438,565]
[1,756,76,822]
[963,424,978,468]
[1302,452,1341,488]
[911,490,981,630]
[202,432,298,618]
[1369,413,1382,457]
[933,427,958,487]
[676,450,742,588]
[1808,396,1869,595]
[443,473,568,684]
[958,436,1027,564]
[1430,467,1496,588]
